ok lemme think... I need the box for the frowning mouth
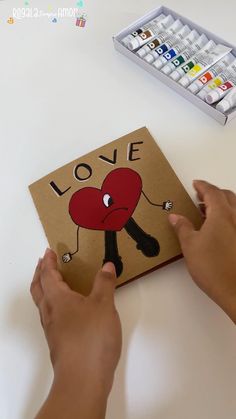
[102,207,128,223]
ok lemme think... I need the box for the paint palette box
[29,127,201,296]
[113,6,236,125]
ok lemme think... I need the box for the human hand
[169,180,236,323]
[31,249,122,419]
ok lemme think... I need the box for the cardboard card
[29,127,201,295]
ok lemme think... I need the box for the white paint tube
[179,44,232,88]
[153,29,199,69]
[128,15,175,51]
[197,59,236,100]
[136,19,182,58]
[144,25,191,64]
[205,76,236,104]
[216,87,236,113]
[161,34,208,75]
[121,14,166,47]
[188,53,235,94]
[170,40,216,81]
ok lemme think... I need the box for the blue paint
[163,48,177,61]
[155,43,169,56]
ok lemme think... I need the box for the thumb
[169,214,195,247]
[91,262,117,302]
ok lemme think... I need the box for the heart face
[69,168,142,231]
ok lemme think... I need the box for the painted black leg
[124,217,160,257]
[103,231,123,277]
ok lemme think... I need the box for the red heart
[69,168,142,231]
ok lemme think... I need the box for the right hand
[169,180,236,323]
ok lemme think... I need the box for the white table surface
[1,0,236,418]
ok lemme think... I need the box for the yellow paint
[208,78,223,89]
[188,64,202,77]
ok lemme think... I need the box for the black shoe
[136,235,160,257]
[124,217,160,258]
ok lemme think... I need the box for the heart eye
[103,193,114,208]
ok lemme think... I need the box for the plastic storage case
[113,5,236,125]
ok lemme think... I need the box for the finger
[91,262,117,302]
[32,258,42,284]
[30,258,44,307]
[222,189,236,208]
[169,214,195,247]
[41,248,77,301]
[40,248,65,295]
[193,180,228,215]
[198,203,206,218]
[41,248,59,272]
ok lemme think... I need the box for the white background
[1,0,236,418]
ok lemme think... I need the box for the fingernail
[102,262,116,275]
[44,247,51,256]
[168,214,179,226]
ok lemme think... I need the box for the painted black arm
[62,227,80,263]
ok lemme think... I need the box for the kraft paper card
[29,127,201,295]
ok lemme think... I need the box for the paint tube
[161,34,208,75]
[216,87,236,113]
[170,40,216,81]
[205,76,236,104]
[188,53,235,94]
[135,18,182,57]
[144,25,190,64]
[153,29,199,69]
[121,14,166,47]
[197,59,236,100]
[179,44,232,88]
[127,15,174,51]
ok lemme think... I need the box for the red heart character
[69,168,142,231]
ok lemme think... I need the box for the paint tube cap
[216,99,231,113]
[153,59,163,69]
[179,76,190,88]
[188,81,202,94]
[136,48,147,58]
[128,37,140,51]
[170,70,181,81]
[205,91,220,104]
[122,35,132,47]
[144,54,154,63]
[197,89,207,101]
[161,65,172,75]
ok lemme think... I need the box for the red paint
[69,168,142,231]
[219,81,234,91]
[199,72,212,84]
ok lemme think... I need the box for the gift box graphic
[76,15,86,27]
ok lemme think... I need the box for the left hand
[31,249,122,418]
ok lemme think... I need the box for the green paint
[173,55,185,68]
[182,61,195,74]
